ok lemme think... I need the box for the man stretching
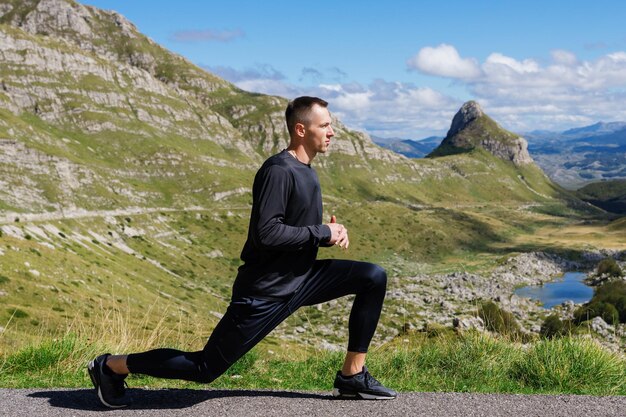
[88,96,397,407]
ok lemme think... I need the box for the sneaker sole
[332,388,396,400]
[87,359,128,409]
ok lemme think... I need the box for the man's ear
[295,122,306,138]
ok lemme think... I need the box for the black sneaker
[87,353,132,408]
[332,366,397,400]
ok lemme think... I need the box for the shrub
[540,315,565,339]
[594,280,626,304]
[477,301,523,339]
[596,258,622,278]
[575,301,618,325]
[574,281,626,324]
[601,303,619,325]
[574,301,605,324]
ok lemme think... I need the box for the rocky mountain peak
[447,100,484,138]
[0,0,230,98]
[429,101,533,166]
[2,0,136,34]
[1,0,139,50]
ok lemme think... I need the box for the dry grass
[504,220,626,251]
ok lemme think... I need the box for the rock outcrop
[0,0,414,213]
[429,101,533,166]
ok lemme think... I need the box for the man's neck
[286,146,315,165]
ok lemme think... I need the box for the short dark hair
[285,96,328,136]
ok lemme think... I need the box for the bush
[574,281,626,324]
[477,301,523,339]
[596,258,622,278]
[601,303,619,325]
[594,280,626,304]
[574,301,607,324]
[575,301,619,325]
[540,315,565,339]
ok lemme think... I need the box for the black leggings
[126,259,387,383]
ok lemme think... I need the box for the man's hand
[326,215,349,249]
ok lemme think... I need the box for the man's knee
[363,263,387,290]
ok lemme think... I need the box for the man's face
[302,104,334,154]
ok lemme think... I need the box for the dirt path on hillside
[0,207,212,225]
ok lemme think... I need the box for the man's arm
[252,165,331,251]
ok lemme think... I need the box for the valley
[0,0,624,366]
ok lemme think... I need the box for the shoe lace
[364,370,382,389]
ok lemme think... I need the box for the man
[88,96,397,408]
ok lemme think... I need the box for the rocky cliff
[429,101,533,166]
[0,0,412,214]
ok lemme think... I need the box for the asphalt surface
[1,388,624,417]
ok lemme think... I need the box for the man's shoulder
[254,152,294,183]
[260,151,293,172]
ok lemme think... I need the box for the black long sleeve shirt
[232,150,332,300]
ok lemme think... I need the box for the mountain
[372,135,441,158]
[561,122,626,139]
[576,179,626,214]
[428,101,533,166]
[0,0,592,352]
[525,123,626,189]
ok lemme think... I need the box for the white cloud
[411,44,626,91]
[319,80,458,137]
[201,47,626,138]
[235,79,301,98]
[408,45,626,133]
[407,44,481,79]
[201,61,457,137]
[551,49,577,65]
[485,53,540,73]
[318,83,343,92]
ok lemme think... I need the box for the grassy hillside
[0,0,615,359]
[577,180,626,214]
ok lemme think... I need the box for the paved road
[0,388,624,417]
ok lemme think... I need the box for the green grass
[0,330,623,395]
[1,5,624,396]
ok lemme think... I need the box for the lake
[514,272,594,309]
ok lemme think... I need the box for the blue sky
[83,0,626,138]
